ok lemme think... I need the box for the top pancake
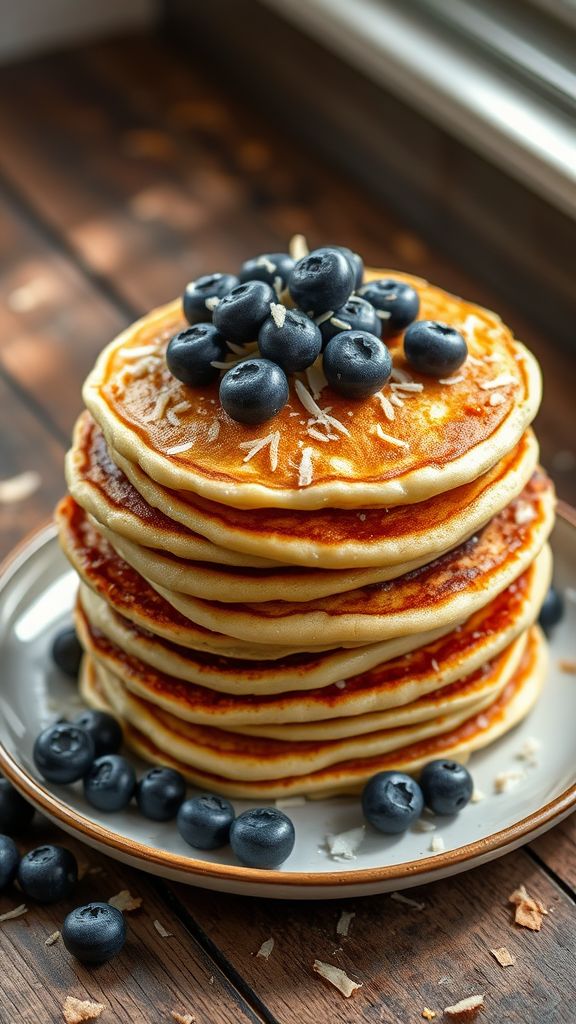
[83,270,542,510]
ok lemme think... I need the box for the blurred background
[0,0,574,547]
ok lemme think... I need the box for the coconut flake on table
[336,911,356,937]
[0,471,41,504]
[443,994,484,1018]
[312,961,362,998]
[256,938,275,960]
[324,826,366,861]
[390,892,426,911]
[0,904,28,923]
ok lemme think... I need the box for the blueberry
[316,245,364,290]
[72,710,123,758]
[136,767,186,822]
[419,760,473,815]
[358,279,420,336]
[83,755,136,813]
[538,585,564,636]
[323,331,392,399]
[258,308,322,374]
[51,626,83,678]
[289,248,354,315]
[0,776,35,834]
[213,281,276,344]
[220,358,289,424]
[239,252,295,292]
[362,771,424,834]
[229,807,295,868]
[0,835,20,891]
[166,324,227,387]
[17,844,77,903]
[319,295,382,348]
[33,724,95,785]
[183,273,239,326]
[404,320,468,378]
[177,794,235,850]
[62,902,126,963]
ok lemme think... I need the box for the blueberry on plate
[0,835,20,891]
[33,723,95,785]
[289,247,354,315]
[319,295,382,348]
[72,710,123,759]
[229,807,295,868]
[239,252,295,292]
[183,273,240,326]
[538,585,564,636]
[219,358,289,424]
[17,844,77,903]
[419,759,473,815]
[83,755,136,813]
[362,771,424,833]
[0,776,35,834]
[258,308,322,374]
[177,794,235,850]
[404,320,468,378]
[323,330,392,399]
[51,626,83,678]
[63,902,127,963]
[137,767,186,822]
[213,280,276,344]
[166,324,227,387]
[315,245,364,290]
[358,279,420,336]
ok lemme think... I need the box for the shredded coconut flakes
[62,997,106,1024]
[294,379,350,436]
[429,835,445,854]
[336,910,355,937]
[154,919,172,938]
[374,424,410,449]
[493,769,525,794]
[376,392,395,420]
[256,938,274,960]
[439,375,464,385]
[491,946,515,967]
[108,889,142,912]
[239,431,281,472]
[390,892,425,910]
[0,904,28,922]
[312,961,362,998]
[289,234,309,260]
[171,1013,195,1024]
[489,392,506,406]
[205,296,220,311]
[166,440,195,455]
[325,826,365,861]
[444,994,484,1018]
[480,373,517,390]
[45,930,61,946]
[270,302,286,328]
[298,447,314,487]
[206,419,220,443]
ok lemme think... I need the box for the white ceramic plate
[0,511,575,900]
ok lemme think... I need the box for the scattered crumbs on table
[108,889,143,912]
[336,910,355,937]
[0,904,28,923]
[154,919,172,938]
[312,960,362,998]
[256,938,275,960]
[438,977,452,986]
[62,996,106,1023]
[444,994,484,1018]
[493,769,525,794]
[0,471,41,504]
[324,826,366,861]
[209,976,214,985]
[45,930,61,946]
[509,885,548,931]
[558,659,576,675]
[171,1012,196,1024]
[429,835,445,854]
[390,892,425,911]
[490,946,516,967]
[422,1009,437,1020]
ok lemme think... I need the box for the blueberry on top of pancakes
[239,252,295,292]
[315,244,364,290]
[220,358,289,424]
[358,278,420,336]
[404,320,468,378]
[213,280,276,344]
[183,272,239,326]
[166,324,226,387]
[319,295,382,348]
[323,330,392,399]
[289,247,354,315]
[258,307,322,374]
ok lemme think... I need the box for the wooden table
[0,33,574,1024]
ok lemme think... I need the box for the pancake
[71,412,539,570]
[76,544,550,700]
[151,472,555,646]
[83,272,542,510]
[80,626,547,797]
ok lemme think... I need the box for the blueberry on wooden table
[419,760,473,815]
[239,252,295,291]
[136,767,186,822]
[315,245,364,290]
[72,709,123,758]
[219,358,289,424]
[83,754,136,812]
[51,626,83,678]
[538,585,564,635]
[17,844,77,903]
[258,308,322,373]
[0,835,20,891]
[319,295,382,348]
[183,272,240,325]
[229,807,295,868]
[166,324,227,386]
[62,902,126,963]
[0,775,35,834]
[213,280,275,344]
[404,320,468,378]
[289,247,354,315]
[33,723,95,784]
[362,771,424,833]
[358,278,420,335]
[323,330,392,398]
[177,794,235,850]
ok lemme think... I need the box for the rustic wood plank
[0,822,264,1024]
[171,850,575,1023]
[531,814,576,892]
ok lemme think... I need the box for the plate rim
[0,504,575,890]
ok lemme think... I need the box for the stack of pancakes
[56,269,555,798]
